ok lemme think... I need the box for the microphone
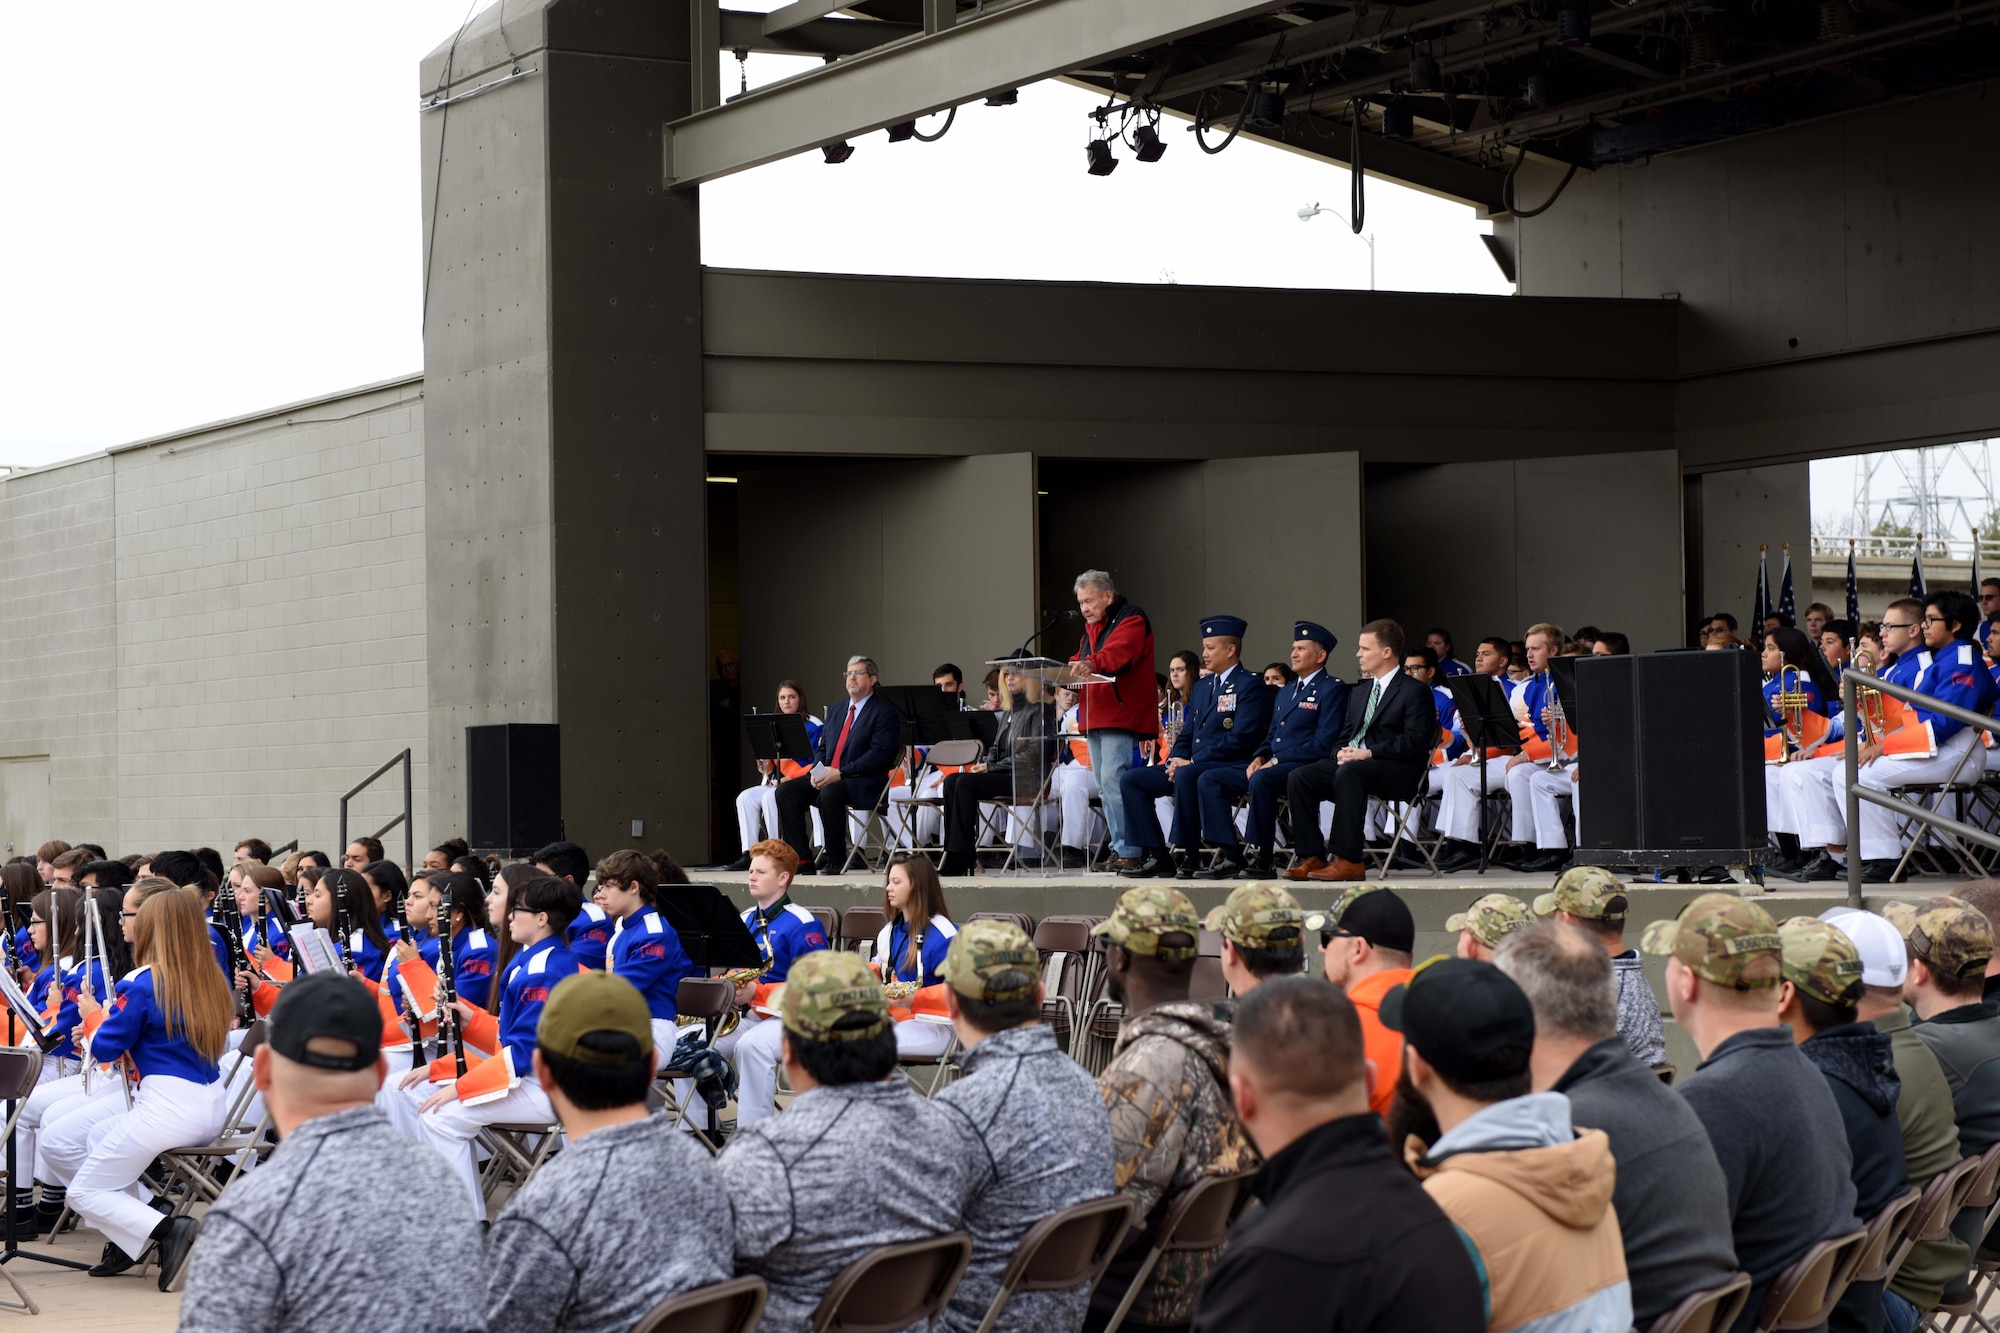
[1016,609,1079,658]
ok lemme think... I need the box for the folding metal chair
[1033,917,1097,1057]
[805,905,839,948]
[662,976,736,1149]
[839,748,911,875]
[896,739,986,865]
[1881,729,1995,882]
[840,906,887,960]
[478,1120,563,1204]
[808,1231,972,1333]
[1097,1170,1257,1333]
[976,767,1064,871]
[1752,1227,1868,1332]
[971,1194,1136,1333]
[0,1048,45,1314]
[968,911,1036,939]
[630,1274,769,1333]
[161,1020,276,1216]
[1645,1272,1752,1333]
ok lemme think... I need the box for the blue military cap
[1294,620,1337,651]
[1200,615,1248,639]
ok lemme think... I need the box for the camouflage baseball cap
[1203,883,1304,949]
[778,950,889,1042]
[1906,896,1994,983]
[1533,866,1630,922]
[1445,894,1531,949]
[1093,886,1201,961]
[1639,892,1783,990]
[941,919,1040,1002]
[1878,900,1921,939]
[1776,916,1866,1007]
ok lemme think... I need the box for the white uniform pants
[17,1066,99,1187]
[1857,729,1983,862]
[379,1072,556,1218]
[1517,764,1574,850]
[734,1015,787,1128]
[885,776,941,849]
[894,1019,952,1060]
[1764,764,1796,836]
[737,784,822,851]
[1050,766,1105,850]
[67,1075,227,1259]
[1783,754,1849,848]
[1437,761,1508,844]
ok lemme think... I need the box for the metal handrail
[268,839,298,860]
[1842,671,2000,906]
[338,749,414,872]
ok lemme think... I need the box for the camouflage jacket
[1092,998,1259,1327]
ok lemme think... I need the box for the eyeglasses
[1881,621,1916,631]
[119,910,137,921]
[507,906,542,918]
[1923,614,1949,625]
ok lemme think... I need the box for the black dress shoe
[89,1239,146,1278]
[1770,850,1834,882]
[1861,858,1908,883]
[792,862,817,876]
[936,853,974,877]
[1119,852,1171,879]
[33,1199,66,1236]
[1389,844,1433,871]
[1197,848,1247,880]
[156,1214,198,1291]
[1173,851,1198,880]
[1059,847,1089,869]
[725,854,753,872]
[1245,847,1275,877]
[1431,840,1481,873]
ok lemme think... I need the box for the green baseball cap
[1639,892,1783,990]
[778,950,889,1042]
[537,970,653,1067]
[1093,886,1201,961]
[1907,896,1994,984]
[1533,866,1630,922]
[942,919,1040,1002]
[1203,883,1304,949]
[1446,893,1531,949]
[1776,915,1866,1007]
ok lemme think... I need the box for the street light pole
[1297,202,1375,291]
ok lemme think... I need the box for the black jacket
[1191,1114,1485,1333]
[813,693,902,809]
[1802,1022,1909,1333]
[1343,671,1440,770]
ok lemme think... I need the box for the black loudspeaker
[1577,650,1766,859]
[466,724,562,855]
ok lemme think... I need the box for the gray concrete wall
[1366,450,1685,651]
[0,379,429,856]
[1691,464,1811,634]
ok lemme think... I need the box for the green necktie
[1351,678,1382,747]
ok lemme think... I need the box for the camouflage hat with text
[1776,915,1866,1008]
[778,950,889,1042]
[1533,866,1630,922]
[1092,886,1201,961]
[1445,894,1532,949]
[1906,896,1994,984]
[1639,892,1782,990]
[941,919,1040,1002]
[1203,883,1304,949]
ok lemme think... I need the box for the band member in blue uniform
[1197,621,1349,879]
[1119,616,1273,880]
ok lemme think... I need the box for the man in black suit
[775,655,901,873]
[1283,619,1437,882]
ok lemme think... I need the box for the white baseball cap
[1819,907,1907,988]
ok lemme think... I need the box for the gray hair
[846,655,879,678]
[1495,921,1618,1042]
[1073,570,1116,596]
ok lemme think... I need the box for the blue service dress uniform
[1119,662,1272,852]
[1197,667,1349,850]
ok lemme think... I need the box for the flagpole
[1846,538,1860,644]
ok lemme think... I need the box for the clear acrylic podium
[984,657,1113,876]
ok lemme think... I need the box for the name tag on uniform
[1218,693,1237,713]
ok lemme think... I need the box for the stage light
[1086,138,1118,175]
[1382,101,1415,140]
[1133,124,1168,162]
[1557,3,1591,44]
[1248,90,1287,129]
[1409,51,1440,93]
[887,120,917,142]
[822,140,855,164]
[985,88,1018,106]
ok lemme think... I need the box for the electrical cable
[1194,86,1254,154]
[912,106,956,142]
[1501,144,1579,217]
[1348,98,1365,232]
[420,0,485,337]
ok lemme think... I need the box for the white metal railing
[1812,534,2000,561]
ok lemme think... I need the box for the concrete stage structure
[1,0,1996,864]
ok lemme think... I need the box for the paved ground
[0,1224,180,1328]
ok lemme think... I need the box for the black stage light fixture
[1133,124,1168,162]
[822,140,855,164]
[1557,3,1591,44]
[1086,138,1118,176]
[985,88,1019,106]
[1248,89,1287,129]
[1409,51,1440,93]
[1382,100,1415,139]
[887,120,918,142]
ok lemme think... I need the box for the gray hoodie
[1610,950,1667,1066]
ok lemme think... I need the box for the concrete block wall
[0,377,431,859]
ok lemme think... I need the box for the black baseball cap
[1379,957,1535,1085]
[269,972,383,1072]
[1305,886,1415,954]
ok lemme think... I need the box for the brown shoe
[1285,858,1329,881]
[1307,857,1368,882]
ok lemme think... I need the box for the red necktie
[831,705,855,767]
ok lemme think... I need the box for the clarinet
[219,899,253,1023]
[334,877,355,973]
[436,882,468,1079]
[394,902,424,1071]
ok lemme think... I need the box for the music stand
[945,710,1000,748]
[1549,656,1581,729]
[659,883,763,970]
[1445,675,1521,874]
[0,968,87,1275]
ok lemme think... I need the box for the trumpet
[1545,696,1572,770]
[1849,647,1887,745]
[1770,664,1814,763]
[1161,701,1185,754]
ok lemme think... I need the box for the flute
[435,882,468,1080]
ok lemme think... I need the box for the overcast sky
[0,1,1514,470]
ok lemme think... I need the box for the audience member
[1644,893,1860,1333]
[1535,867,1667,1066]
[719,951,973,1333]
[1447,892,1528,961]
[1193,976,1485,1333]
[1088,887,1257,1332]
[1308,886,1415,1120]
[932,921,1115,1333]
[1775,916,1908,1333]
[1203,883,1305,995]
[773,656,900,875]
[485,972,731,1333]
[1387,957,1633,1333]
[1900,896,2000,1155]
[1951,880,2000,1001]
[177,972,485,1333]
[1498,922,1738,1328]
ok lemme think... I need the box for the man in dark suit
[1284,619,1437,882]
[775,655,901,873]
[1118,615,1273,880]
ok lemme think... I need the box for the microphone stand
[1014,610,1078,659]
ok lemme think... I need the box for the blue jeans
[1088,730,1142,857]
[1882,1290,1918,1333]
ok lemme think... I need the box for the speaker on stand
[466,724,563,856]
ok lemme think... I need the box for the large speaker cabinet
[466,724,562,856]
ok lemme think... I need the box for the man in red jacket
[1070,570,1157,871]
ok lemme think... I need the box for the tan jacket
[1410,1093,1632,1333]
